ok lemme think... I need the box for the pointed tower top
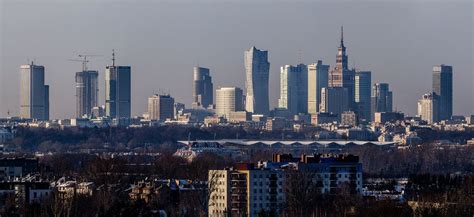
[340,25,344,47]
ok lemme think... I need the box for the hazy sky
[1,0,472,119]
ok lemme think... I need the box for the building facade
[148,94,175,121]
[278,64,308,115]
[355,71,371,122]
[371,83,392,120]
[193,67,213,108]
[75,70,99,118]
[432,65,453,121]
[216,87,244,118]
[417,92,439,124]
[245,47,270,115]
[20,63,49,120]
[105,65,131,119]
[307,61,329,115]
[320,87,349,116]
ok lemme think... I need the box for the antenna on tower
[298,48,303,64]
[112,49,116,67]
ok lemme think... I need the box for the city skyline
[0,0,472,119]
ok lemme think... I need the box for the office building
[278,64,308,115]
[311,112,339,125]
[105,52,131,119]
[193,66,213,108]
[328,27,355,110]
[417,92,439,124]
[307,60,329,115]
[320,87,349,116]
[245,47,270,115]
[216,87,243,118]
[148,94,175,121]
[20,63,49,120]
[371,83,392,120]
[75,70,99,118]
[432,65,453,121]
[355,71,371,122]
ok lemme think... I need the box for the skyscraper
[328,26,355,110]
[320,87,349,116]
[307,60,329,115]
[148,94,175,121]
[432,65,453,121]
[417,92,439,124]
[216,87,243,118]
[355,71,371,122]
[20,63,49,120]
[245,46,270,115]
[371,83,392,120]
[278,64,308,115]
[75,70,99,118]
[105,51,131,119]
[192,66,213,108]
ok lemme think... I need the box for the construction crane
[68,54,102,71]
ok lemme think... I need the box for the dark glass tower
[432,65,453,121]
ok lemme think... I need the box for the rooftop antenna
[112,49,116,67]
[298,48,303,64]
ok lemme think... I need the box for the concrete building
[371,83,392,120]
[228,111,252,123]
[374,112,405,124]
[432,65,453,121]
[417,93,439,124]
[311,112,339,125]
[307,60,329,115]
[320,87,349,116]
[105,52,131,119]
[209,164,285,217]
[341,111,358,126]
[328,27,356,110]
[355,71,371,122]
[193,67,213,108]
[278,64,308,115]
[148,94,175,121]
[75,70,99,118]
[245,47,270,115]
[20,63,49,120]
[216,87,244,118]
[209,153,363,217]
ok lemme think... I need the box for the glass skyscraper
[105,65,131,119]
[76,70,99,118]
[20,63,49,120]
[432,65,453,121]
[245,46,270,115]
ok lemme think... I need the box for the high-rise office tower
[320,87,349,116]
[245,46,270,115]
[278,64,308,115]
[328,26,355,110]
[148,94,175,121]
[417,92,439,124]
[192,66,213,108]
[216,87,243,118]
[432,65,453,121]
[76,70,99,118]
[20,62,49,120]
[355,71,371,122]
[307,60,329,115]
[371,83,392,119]
[105,51,131,118]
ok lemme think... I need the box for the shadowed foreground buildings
[209,153,362,217]
[19,63,49,120]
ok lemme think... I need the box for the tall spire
[340,25,344,47]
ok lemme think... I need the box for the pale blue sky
[1,0,472,118]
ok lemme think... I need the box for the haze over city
[0,0,472,119]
